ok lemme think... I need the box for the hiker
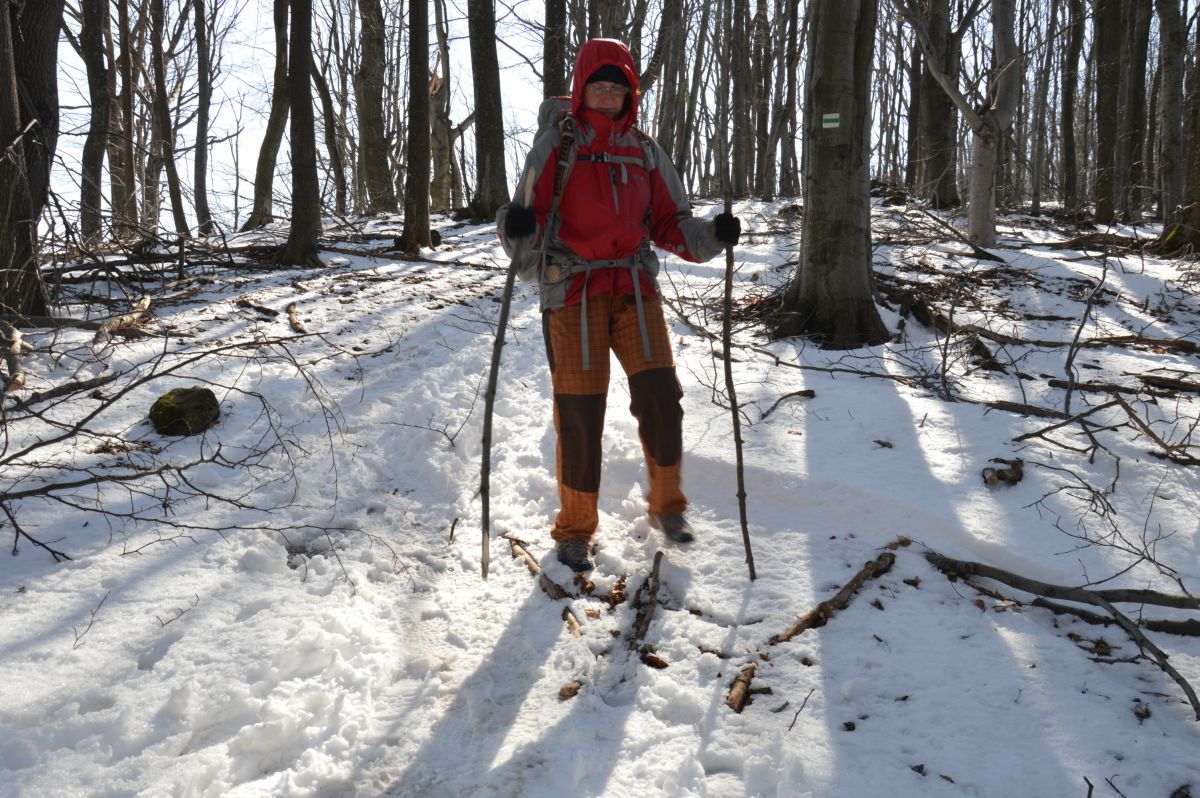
[496,38,741,573]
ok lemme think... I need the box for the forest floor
[1,201,1198,797]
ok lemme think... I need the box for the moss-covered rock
[149,387,220,436]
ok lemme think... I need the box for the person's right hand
[504,205,537,239]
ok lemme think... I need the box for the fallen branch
[8,374,119,411]
[503,533,540,576]
[1033,598,1200,637]
[917,209,1005,262]
[1112,394,1199,465]
[925,551,1200,720]
[1,321,34,391]
[632,550,665,644]
[286,302,307,334]
[92,295,151,345]
[770,552,896,645]
[726,662,758,713]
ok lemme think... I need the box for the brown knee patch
[556,393,606,492]
[628,367,684,467]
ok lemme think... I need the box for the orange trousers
[543,294,687,543]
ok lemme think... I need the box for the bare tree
[1093,0,1122,225]
[1060,0,1084,213]
[773,0,890,348]
[277,0,321,266]
[466,0,507,219]
[400,0,431,254]
[1029,0,1059,215]
[1116,0,1152,222]
[149,0,189,237]
[193,0,214,235]
[1155,0,1185,230]
[898,0,1017,245]
[544,0,568,98]
[0,0,64,317]
[355,0,396,215]
[242,0,288,231]
[79,0,109,244]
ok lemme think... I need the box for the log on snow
[770,552,896,645]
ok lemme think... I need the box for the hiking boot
[650,513,695,544]
[556,539,593,572]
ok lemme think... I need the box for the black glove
[504,205,537,239]
[714,212,741,246]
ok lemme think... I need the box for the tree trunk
[149,0,189,237]
[730,0,752,195]
[1116,0,1152,221]
[277,0,321,266]
[778,0,802,196]
[355,0,395,215]
[544,0,567,98]
[1092,0,1122,225]
[193,0,214,235]
[1155,0,1185,230]
[1060,0,1084,213]
[1164,28,1200,253]
[0,0,63,317]
[467,0,507,219]
[79,0,110,244]
[750,0,771,197]
[242,0,288,231]
[400,0,431,254]
[965,0,1019,246]
[915,0,960,208]
[1029,0,1058,215]
[904,37,920,189]
[773,0,888,349]
[430,0,454,212]
[674,0,712,185]
[312,66,347,217]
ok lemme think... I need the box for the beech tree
[1093,0,1122,225]
[355,0,395,215]
[242,0,288,231]
[773,0,889,348]
[466,0,507,219]
[78,0,109,244]
[1,0,64,317]
[399,0,431,254]
[898,0,1018,246]
[1156,0,1185,230]
[276,0,321,266]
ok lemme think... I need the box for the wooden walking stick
[719,155,755,579]
[480,170,536,579]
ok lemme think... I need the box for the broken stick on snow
[769,552,896,645]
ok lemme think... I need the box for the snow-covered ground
[2,204,1198,797]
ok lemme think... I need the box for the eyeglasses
[586,83,629,97]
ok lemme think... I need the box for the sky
[2,201,1199,796]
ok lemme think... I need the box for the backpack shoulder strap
[631,127,657,174]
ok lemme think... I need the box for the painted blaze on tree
[772,0,889,350]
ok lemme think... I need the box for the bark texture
[773,0,888,349]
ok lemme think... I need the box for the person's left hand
[714,213,741,246]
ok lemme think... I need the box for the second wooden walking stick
[480,170,536,579]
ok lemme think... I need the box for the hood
[570,39,639,132]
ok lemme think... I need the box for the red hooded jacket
[504,39,722,308]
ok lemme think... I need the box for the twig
[72,590,112,649]
[788,687,816,731]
